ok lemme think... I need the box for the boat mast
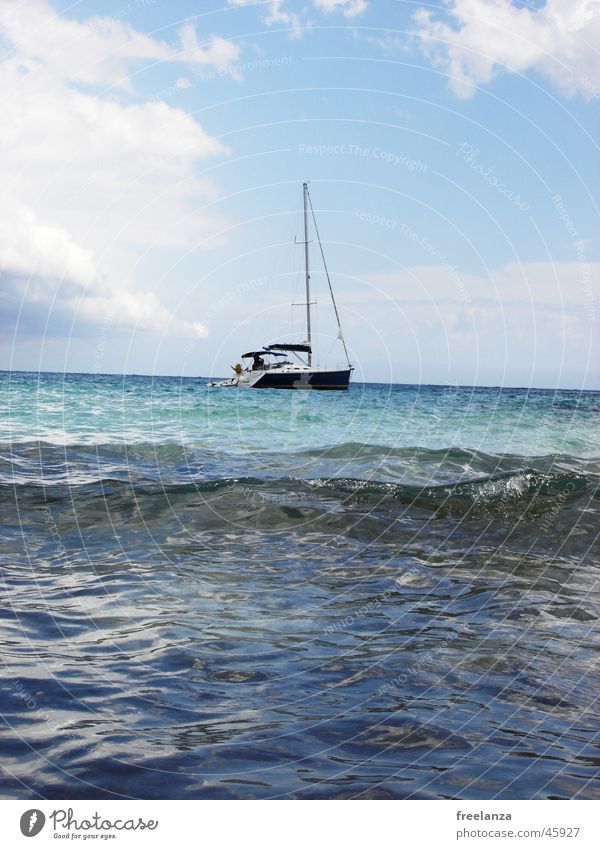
[303,182,312,367]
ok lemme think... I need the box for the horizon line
[1,369,598,393]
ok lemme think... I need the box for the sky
[0,0,598,387]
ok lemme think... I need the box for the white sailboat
[210,183,353,390]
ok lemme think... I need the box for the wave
[308,468,594,516]
[1,438,598,529]
[1,466,595,522]
[2,439,599,475]
[552,399,600,413]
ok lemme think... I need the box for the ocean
[1,371,599,799]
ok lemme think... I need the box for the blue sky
[1,0,598,387]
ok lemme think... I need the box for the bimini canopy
[241,350,286,358]
[267,343,312,353]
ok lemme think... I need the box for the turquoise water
[1,372,599,799]
[4,373,599,459]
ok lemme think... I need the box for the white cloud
[0,0,238,340]
[414,0,600,99]
[314,0,368,17]
[361,260,600,311]
[0,0,170,91]
[227,0,368,37]
[339,260,598,385]
[0,205,96,288]
[227,0,303,37]
[73,288,208,339]
[178,22,241,75]
[0,1,241,91]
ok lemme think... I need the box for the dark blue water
[1,372,599,799]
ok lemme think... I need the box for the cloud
[0,1,241,91]
[361,260,599,311]
[339,260,598,385]
[71,288,208,339]
[314,0,368,17]
[227,0,303,37]
[0,0,238,340]
[0,0,170,91]
[0,205,96,289]
[413,0,600,99]
[227,0,368,37]
[178,23,241,75]
[0,274,209,342]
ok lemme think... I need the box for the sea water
[1,372,599,799]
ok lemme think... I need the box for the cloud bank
[0,0,240,341]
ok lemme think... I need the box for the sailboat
[210,183,353,390]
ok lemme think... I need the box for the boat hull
[252,368,352,390]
